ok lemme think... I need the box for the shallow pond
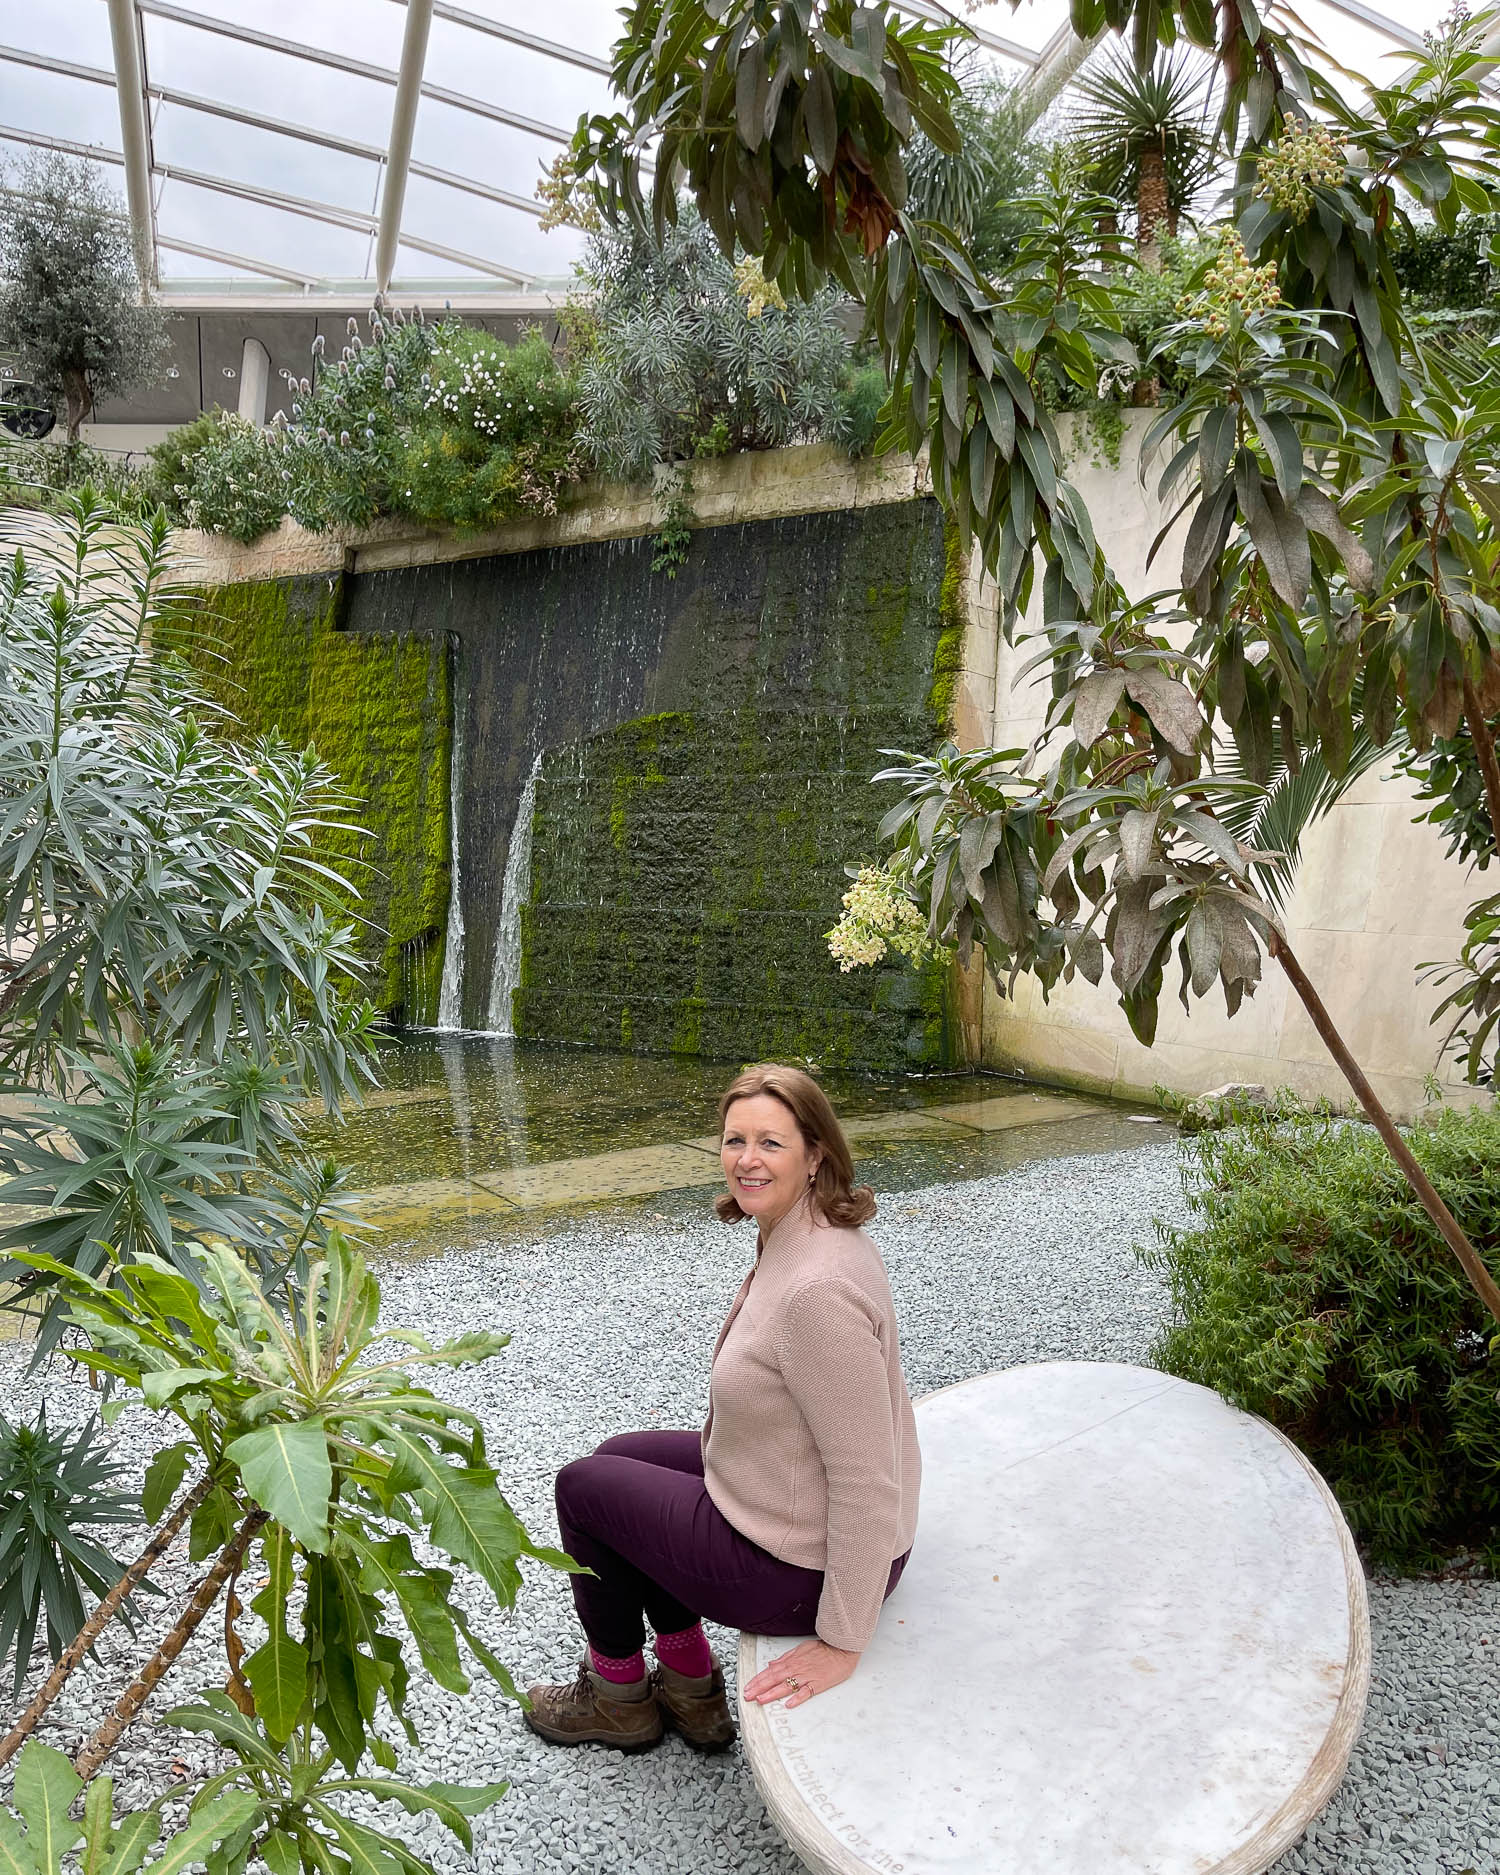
[305,1035,1168,1255]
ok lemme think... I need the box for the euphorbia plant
[1,1234,573,1776]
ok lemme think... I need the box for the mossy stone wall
[189,496,961,1065]
[504,501,959,1069]
[175,578,452,1021]
[523,706,951,1067]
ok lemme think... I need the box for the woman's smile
[720,1093,821,1232]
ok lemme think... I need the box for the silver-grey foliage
[0,496,376,1321]
[0,153,170,443]
[573,209,872,480]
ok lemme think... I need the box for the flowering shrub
[1175,228,1282,339]
[169,413,285,543]
[826,865,937,972]
[1254,116,1346,223]
[155,306,584,540]
[396,326,584,529]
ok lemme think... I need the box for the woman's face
[720,1094,821,1231]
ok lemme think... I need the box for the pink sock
[589,1645,645,1684]
[654,1622,713,1678]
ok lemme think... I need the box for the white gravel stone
[1,1141,1496,1875]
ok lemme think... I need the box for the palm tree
[1072,49,1215,260]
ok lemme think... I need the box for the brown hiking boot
[650,1658,737,1752]
[524,1658,663,1753]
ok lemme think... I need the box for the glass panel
[399,174,585,279]
[3,0,114,68]
[153,98,382,217]
[160,0,406,67]
[409,98,557,204]
[392,240,495,279]
[0,68,123,149]
[156,175,372,279]
[422,19,608,134]
[443,0,623,60]
[143,15,393,148]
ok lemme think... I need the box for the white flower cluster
[826,865,935,973]
[422,346,532,436]
[733,257,787,319]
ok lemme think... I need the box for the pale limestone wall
[958,409,1479,1120]
[170,443,932,585]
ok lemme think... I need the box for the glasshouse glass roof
[0,0,1471,303]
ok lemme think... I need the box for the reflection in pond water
[304,1036,1167,1256]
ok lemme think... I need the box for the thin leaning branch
[0,1469,215,1768]
[1268,928,1500,1328]
[1462,676,1500,863]
[72,1505,268,1781]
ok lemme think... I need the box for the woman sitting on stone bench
[526,1061,922,1754]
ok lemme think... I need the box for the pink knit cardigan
[700,1195,921,1653]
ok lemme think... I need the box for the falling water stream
[486,753,542,1036]
[434,672,466,1031]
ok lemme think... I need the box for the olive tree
[0,153,170,441]
[568,0,1500,1322]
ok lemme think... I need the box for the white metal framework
[0,0,1464,300]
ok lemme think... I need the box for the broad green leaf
[139,1799,261,1875]
[13,1740,83,1873]
[381,1433,525,1604]
[99,1811,165,1875]
[258,1834,298,1875]
[226,1422,332,1552]
[243,1633,310,1744]
[142,1443,196,1525]
[0,1811,38,1875]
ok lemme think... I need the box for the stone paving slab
[927,1093,1099,1132]
[470,1143,721,1208]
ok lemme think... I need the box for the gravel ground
[3,1140,1499,1875]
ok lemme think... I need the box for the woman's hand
[743,1638,858,1709]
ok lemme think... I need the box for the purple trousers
[554,1429,909,1657]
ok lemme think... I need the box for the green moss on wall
[517,499,962,1070]
[927,518,968,737]
[171,577,452,1023]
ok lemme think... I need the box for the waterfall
[435,670,466,1031]
[486,753,542,1036]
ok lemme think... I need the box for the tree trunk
[0,1472,214,1768]
[1462,678,1500,859]
[72,1507,267,1780]
[1269,929,1500,1328]
[61,367,92,444]
[1137,143,1168,268]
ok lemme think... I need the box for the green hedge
[1144,1100,1500,1570]
[171,578,451,1020]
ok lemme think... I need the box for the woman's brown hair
[713,1063,876,1228]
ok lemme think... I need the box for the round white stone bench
[738,1361,1370,1875]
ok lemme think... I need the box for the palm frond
[1212,722,1395,911]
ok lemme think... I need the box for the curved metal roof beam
[376,0,434,294]
[104,0,156,289]
[0,44,547,218]
[134,0,574,145]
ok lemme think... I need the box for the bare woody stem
[0,1471,215,1770]
[72,1507,268,1781]
[1461,677,1500,865]
[1269,929,1500,1329]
